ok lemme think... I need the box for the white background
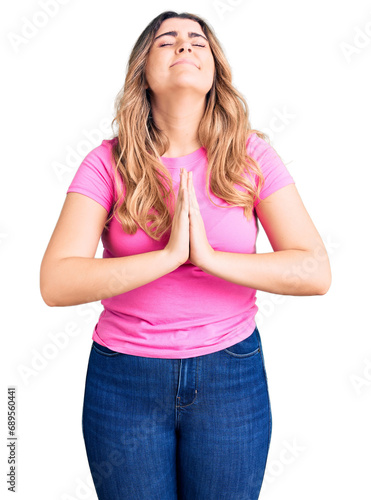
[2,0,370,498]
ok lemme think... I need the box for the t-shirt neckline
[160,146,206,168]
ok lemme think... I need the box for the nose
[176,41,192,54]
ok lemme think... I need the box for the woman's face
[145,18,215,99]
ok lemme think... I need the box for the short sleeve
[246,133,295,208]
[66,140,116,213]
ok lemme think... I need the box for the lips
[171,59,198,69]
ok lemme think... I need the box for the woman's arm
[40,193,179,307]
[198,184,332,296]
[43,251,178,307]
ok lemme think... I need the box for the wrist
[197,246,216,272]
[162,248,184,271]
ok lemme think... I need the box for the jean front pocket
[223,327,261,358]
[92,340,123,357]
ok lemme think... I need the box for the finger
[189,172,195,194]
[175,169,182,213]
[176,169,182,207]
[190,175,198,206]
[180,169,187,200]
[182,170,189,213]
[189,171,195,194]
[187,174,193,208]
[188,173,196,208]
[183,169,189,193]
[192,182,197,206]
[184,181,189,213]
[176,169,185,217]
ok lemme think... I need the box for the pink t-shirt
[66,133,295,358]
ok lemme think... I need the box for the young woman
[40,10,331,500]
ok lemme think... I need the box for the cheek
[203,56,215,75]
[202,60,215,87]
[146,58,166,84]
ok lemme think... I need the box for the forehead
[155,18,203,35]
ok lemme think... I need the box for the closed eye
[159,43,206,47]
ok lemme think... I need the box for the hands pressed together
[165,167,214,269]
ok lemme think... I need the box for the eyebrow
[154,31,209,43]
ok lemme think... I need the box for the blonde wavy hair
[105,10,269,240]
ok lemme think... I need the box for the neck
[149,91,206,157]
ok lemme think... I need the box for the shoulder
[81,137,118,178]
[89,136,118,162]
[245,132,272,160]
[102,136,118,150]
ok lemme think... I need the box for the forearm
[199,249,331,296]
[41,249,179,307]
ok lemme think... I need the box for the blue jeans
[82,325,272,499]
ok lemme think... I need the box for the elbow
[316,268,332,295]
[40,265,58,307]
[316,282,331,295]
[41,296,57,308]
[40,283,57,307]
[306,247,332,295]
